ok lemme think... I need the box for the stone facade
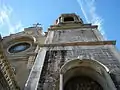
[0,35,20,90]
[0,26,46,89]
[0,13,120,90]
[25,13,120,90]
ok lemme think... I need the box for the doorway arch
[60,59,116,90]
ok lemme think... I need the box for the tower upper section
[55,13,83,25]
[48,13,106,43]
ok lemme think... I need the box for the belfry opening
[64,16,74,22]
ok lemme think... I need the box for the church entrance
[60,59,116,90]
[64,76,103,90]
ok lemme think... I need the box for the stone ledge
[39,40,116,47]
[48,25,98,30]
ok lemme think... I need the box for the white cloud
[0,5,12,26]
[0,3,24,36]
[9,21,24,33]
[77,0,106,38]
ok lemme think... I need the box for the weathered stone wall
[37,26,120,90]
[52,29,99,43]
[2,27,46,89]
[37,45,120,90]
[0,36,20,90]
[24,15,119,90]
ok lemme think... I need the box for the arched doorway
[64,76,103,90]
[60,59,116,90]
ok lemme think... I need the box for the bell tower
[25,13,120,90]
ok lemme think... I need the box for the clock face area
[8,42,31,53]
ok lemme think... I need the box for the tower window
[64,17,74,22]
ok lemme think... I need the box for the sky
[0,0,120,50]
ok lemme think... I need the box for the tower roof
[54,13,83,25]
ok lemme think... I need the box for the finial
[33,23,41,27]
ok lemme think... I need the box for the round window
[9,42,30,53]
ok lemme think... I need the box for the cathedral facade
[0,13,120,90]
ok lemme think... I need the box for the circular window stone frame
[8,41,32,54]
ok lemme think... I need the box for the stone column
[61,17,64,23]
[60,74,63,90]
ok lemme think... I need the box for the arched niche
[59,59,116,90]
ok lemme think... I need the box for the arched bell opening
[64,16,74,22]
[60,59,116,90]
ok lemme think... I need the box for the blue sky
[0,0,120,50]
